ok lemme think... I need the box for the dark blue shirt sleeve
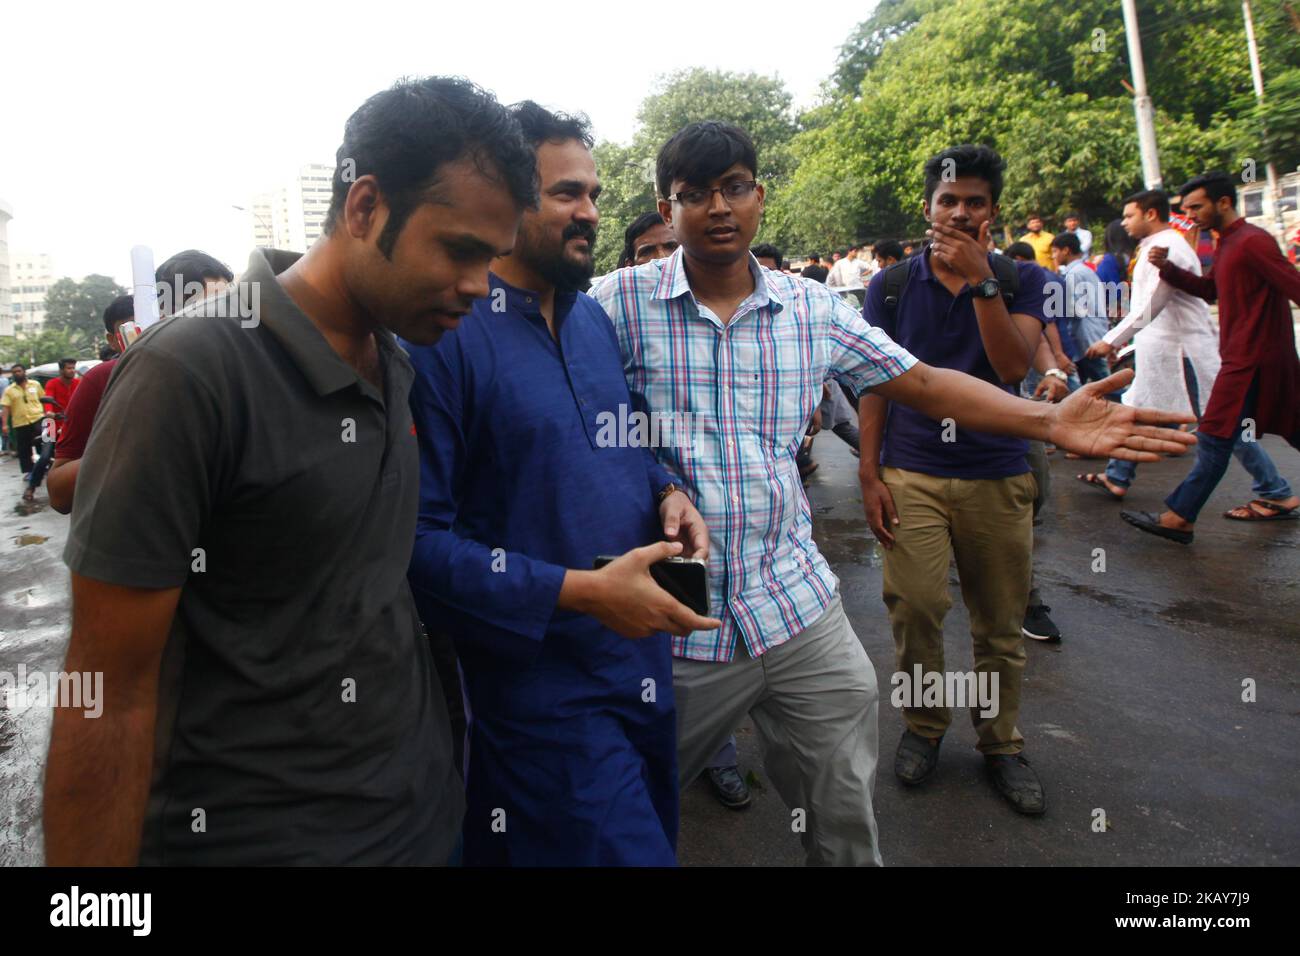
[406,333,567,669]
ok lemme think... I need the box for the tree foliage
[590,2,1298,268]
[792,0,1299,247]
[0,329,81,368]
[593,69,799,274]
[42,274,126,349]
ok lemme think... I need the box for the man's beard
[521,221,597,293]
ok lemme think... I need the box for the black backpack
[880,251,1020,319]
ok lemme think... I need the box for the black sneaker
[1022,604,1061,643]
[705,765,752,810]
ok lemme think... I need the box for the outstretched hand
[1047,368,1197,462]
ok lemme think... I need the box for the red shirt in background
[55,359,116,460]
[44,375,81,442]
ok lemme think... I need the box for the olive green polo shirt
[66,248,463,864]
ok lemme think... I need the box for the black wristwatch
[972,276,1001,299]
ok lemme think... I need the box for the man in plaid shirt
[591,122,1195,865]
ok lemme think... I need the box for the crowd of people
[25,74,1300,867]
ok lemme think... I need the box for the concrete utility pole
[1121,0,1163,189]
[1242,0,1287,237]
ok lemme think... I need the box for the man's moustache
[562,225,597,244]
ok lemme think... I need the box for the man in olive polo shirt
[43,76,538,865]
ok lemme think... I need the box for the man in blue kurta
[403,103,717,866]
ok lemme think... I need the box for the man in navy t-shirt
[859,145,1050,816]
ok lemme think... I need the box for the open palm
[1049,369,1197,461]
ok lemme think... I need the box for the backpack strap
[988,252,1020,306]
[881,259,914,319]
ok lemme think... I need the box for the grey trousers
[673,593,882,866]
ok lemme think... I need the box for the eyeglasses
[667,180,759,208]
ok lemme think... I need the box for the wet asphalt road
[677,434,1300,866]
[2,435,1297,867]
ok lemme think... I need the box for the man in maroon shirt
[1122,171,1300,544]
[48,252,233,513]
[47,298,131,512]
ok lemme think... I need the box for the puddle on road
[811,516,884,568]
[8,587,48,608]
[13,534,48,547]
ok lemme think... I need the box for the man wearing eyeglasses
[591,121,1196,865]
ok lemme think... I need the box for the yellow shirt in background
[1019,231,1056,270]
[1,379,46,428]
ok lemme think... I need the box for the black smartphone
[593,554,709,617]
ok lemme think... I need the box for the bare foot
[1077,472,1126,497]
[1158,510,1194,531]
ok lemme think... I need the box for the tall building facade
[0,199,12,338]
[247,163,335,253]
[10,252,55,335]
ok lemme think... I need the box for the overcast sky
[2,0,872,286]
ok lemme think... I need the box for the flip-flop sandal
[1076,473,1124,500]
[1224,499,1300,521]
[1121,510,1194,544]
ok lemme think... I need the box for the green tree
[43,274,127,348]
[783,0,1293,247]
[592,141,659,274]
[1235,66,1300,170]
[0,329,80,368]
[831,0,944,97]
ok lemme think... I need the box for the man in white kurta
[1079,191,1294,504]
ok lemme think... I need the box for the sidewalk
[0,458,71,866]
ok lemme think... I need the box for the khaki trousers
[880,467,1035,755]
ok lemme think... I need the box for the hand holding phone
[560,542,720,639]
[595,553,709,617]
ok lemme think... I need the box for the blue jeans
[1107,440,1292,498]
[1110,358,1292,499]
[1165,378,1298,522]
[27,436,55,490]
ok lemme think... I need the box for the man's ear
[343,174,385,241]
[657,197,673,228]
[921,198,931,222]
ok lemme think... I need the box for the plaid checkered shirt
[590,249,917,661]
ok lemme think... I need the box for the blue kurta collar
[488,271,579,319]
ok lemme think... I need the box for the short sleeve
[64,345,224,589]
